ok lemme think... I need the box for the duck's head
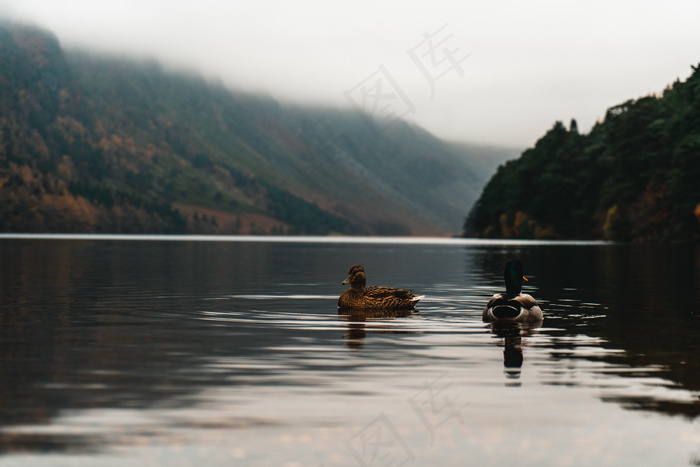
[504,259,528,295]
[342,264,367,288]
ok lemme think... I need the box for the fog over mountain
[2,0,698,147]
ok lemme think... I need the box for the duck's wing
[363,286,423,308]
[483,293,503,320]
[515,293,543,322]
[513,293,539,310]
[365,286,415,300]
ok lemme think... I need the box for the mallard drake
[483,260,543,323]
[338,264,424,309]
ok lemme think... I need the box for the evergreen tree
[466,64,700,242]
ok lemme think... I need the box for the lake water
[0,235,698,466]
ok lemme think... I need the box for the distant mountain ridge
[465,63,700,242]
[0,22,514,235]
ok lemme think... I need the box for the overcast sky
[1,0,699,148]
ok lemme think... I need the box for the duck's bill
[342,278,351,284]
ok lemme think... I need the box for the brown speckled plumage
[338,265,423,309]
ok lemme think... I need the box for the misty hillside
[466,63,700,242]
[0,23,514,236]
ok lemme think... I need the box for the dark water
[0,236,699,466]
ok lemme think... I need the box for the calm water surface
[0,236,699,466]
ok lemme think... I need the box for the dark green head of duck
[504,259,528,295]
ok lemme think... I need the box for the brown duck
[483,259,543,324]
[338,265,424,309]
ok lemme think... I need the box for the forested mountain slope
[0,23,513,235]
[466,64,700,242]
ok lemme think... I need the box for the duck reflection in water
[483,260,544,383]
[338,308,417,349]
[489,322,542,383]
